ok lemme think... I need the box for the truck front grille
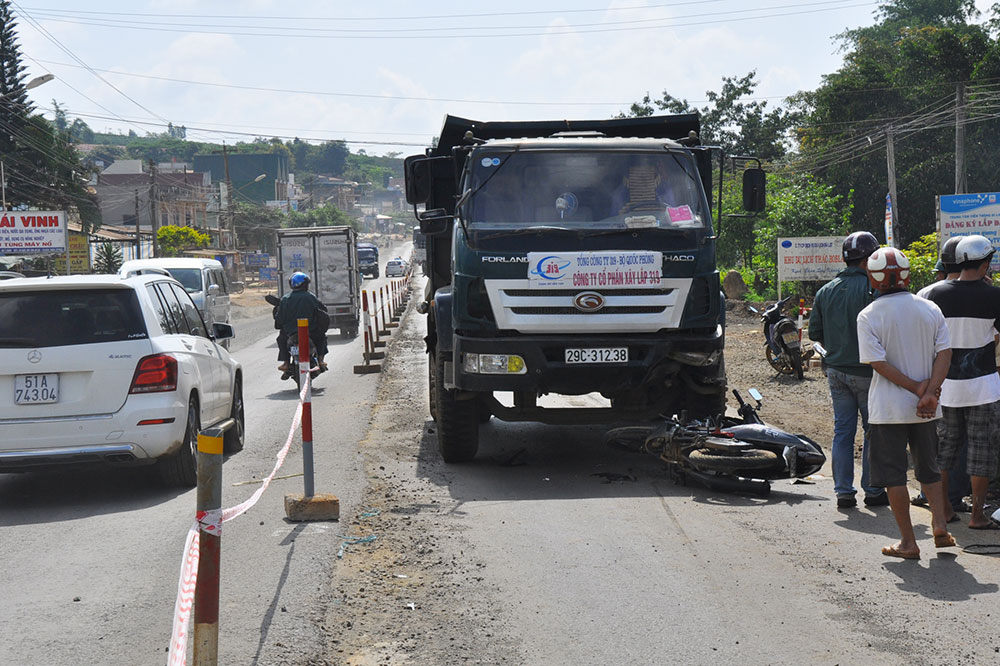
[485,278,694,334]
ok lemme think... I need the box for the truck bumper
[452,328,723,395]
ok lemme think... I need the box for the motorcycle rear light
[129,354,178,394]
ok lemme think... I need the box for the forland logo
[481,255,528,263]
[530,255,571,280]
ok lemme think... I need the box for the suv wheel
[224,377,245,454]
[158,397,199,487]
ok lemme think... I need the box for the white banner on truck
[0,211,67,253]
[526,250,663,289]
[938,193,1000,272]
[777,236,847,283]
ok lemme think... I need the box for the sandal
[882,544,920,559]
[933,533,957,548]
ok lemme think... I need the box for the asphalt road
[0,244,413,665]
[4,244,1000,665]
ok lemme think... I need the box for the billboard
[0,211,68,254]
[938,193,1000,272]
[777,237,847,282]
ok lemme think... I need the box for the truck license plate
[15,373,59,404]
[565,348,628,364]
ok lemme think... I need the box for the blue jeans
[827,367,881,497]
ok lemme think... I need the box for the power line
[22,1,878,40]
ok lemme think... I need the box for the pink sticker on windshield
[667,205,694,223]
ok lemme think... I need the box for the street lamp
[2,74,56,211]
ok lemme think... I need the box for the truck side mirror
[417,209,452,235]
[742,168,766,212]
[405,155,433,204]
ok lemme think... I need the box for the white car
[385,258,408,277]
[0,273,244,487]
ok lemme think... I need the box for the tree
[284,203,357,231]
[157,224,210,257]
[623,71,799,161]
[0,2,100,229]
[232,202,283,253]
[93,242,123,274]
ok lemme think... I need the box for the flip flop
[934,533,957,548]
[882,544,920,559]
[947,514,961,523]
[968,520,1000,530]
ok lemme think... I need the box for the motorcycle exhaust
[683,468,771,497]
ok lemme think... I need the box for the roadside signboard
[0,210,68,254]
[938,193,1000,272]
[259,267,275,282]
[244,252,270,268]
[53,232,92,273]
[777,237,847,283]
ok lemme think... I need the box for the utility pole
[886,125,899,246]
[1,161,6,211]
[955,82,967,195]
[149,160,159,257]
[134,189,141,259]
[223,142,233,250]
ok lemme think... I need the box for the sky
[9,0,1000,157]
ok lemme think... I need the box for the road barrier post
[193,419,234,666]
[284,320,339,521]
[354,291,382,373]
[371,288,387,348]
[384,285,398,329]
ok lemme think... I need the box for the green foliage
[904,232,940,291]
[93,242,123,274]
[233,203,284,253]
[284,204,358,231]
[157,225,210,257]
[623,71,799,161]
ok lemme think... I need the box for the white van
[119,258,232,330]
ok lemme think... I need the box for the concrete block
[284,493,340,521]
[353,363,381,374]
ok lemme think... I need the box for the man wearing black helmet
[923,235,1000,529]
[913,236,971,514]
[275,271,329,376]
[809,231,887,509]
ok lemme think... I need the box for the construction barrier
[353,290,382,374]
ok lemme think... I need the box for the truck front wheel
[433,352,479,462]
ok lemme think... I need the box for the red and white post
[297,318,315,497]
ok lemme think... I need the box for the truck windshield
[465,151,708,232]
[358,249,376,261]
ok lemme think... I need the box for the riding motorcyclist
[275,271,329,375]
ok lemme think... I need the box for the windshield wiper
[473,225,575,238]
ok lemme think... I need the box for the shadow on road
[251,522,307,666]
[415,418,827,507]
[883,554,998,600]
[0,466,186,526]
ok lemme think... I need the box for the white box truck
[276,226,360,338]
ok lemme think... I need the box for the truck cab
[406,115,764,463]
[357,242,379,279]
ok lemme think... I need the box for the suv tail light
[129,354,178,394]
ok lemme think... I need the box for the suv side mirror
[742,168,766,212]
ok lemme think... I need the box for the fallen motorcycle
[604,388,826,497]
[749,297,813,380]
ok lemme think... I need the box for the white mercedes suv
[0,273,244,487]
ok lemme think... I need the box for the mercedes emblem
[27,349,42,364]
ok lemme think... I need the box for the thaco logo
[573,291,605,313]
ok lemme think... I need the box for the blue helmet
[289,271,310,289]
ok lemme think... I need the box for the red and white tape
[167,379,307,665]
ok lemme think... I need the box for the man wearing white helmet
[923,234,1000,530]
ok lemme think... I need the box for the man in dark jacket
[809,231,887,509]
[275,271,329,374]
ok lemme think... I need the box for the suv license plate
[565,348,628,364]
[15,373,59,404]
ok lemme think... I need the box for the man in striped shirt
[923,235,1000,530]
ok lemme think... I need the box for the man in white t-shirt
[857,247,955,559]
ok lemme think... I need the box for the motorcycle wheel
[790,350,804,380]
[764,344,793,374]
[603,426,655,453]
[688,447,778,472]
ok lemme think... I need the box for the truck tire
[434,352,479,462]
[428,353,438,421]
[477,394,492,423]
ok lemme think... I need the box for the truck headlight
[462,353,526,374]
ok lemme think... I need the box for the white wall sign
[0,211,68,253]
[777,236,847,282]
[938,193,1000,272]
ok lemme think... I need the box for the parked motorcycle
[749,297,813,380]
[265,294,322,389]
[604,388,826,497]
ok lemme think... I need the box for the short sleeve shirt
[857,291,950,424]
